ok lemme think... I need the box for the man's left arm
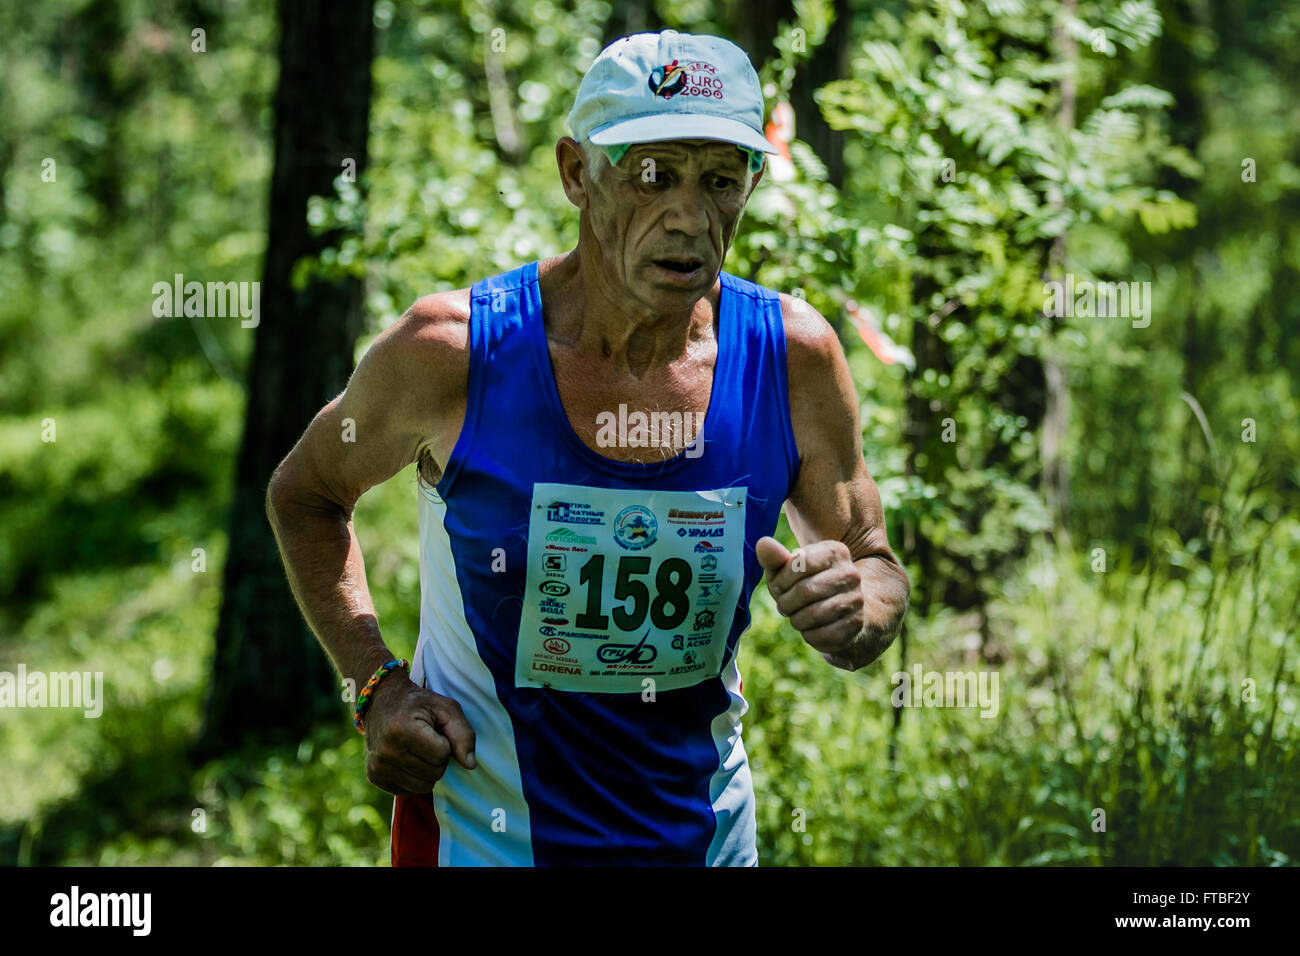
[755,294,911,671]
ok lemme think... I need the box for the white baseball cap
[567,30,777,158]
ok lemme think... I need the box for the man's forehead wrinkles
[628,142,747,168]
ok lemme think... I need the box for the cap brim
[588,113,778,154]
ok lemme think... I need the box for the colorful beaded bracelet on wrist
[353,658,409,734]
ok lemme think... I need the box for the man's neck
[538,247,720,378]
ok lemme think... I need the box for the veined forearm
[266,486,395,690]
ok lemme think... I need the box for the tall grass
[744,448,1299,866]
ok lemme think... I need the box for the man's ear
[746,160,765,199]
[556,136,590,210]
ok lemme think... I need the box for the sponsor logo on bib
[613,505,658,550]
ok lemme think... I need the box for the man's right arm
[265,292,477,796]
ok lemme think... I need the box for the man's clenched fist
[755,535,870,670]
[362,678,478,797]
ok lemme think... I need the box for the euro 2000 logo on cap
[647,60,724,100]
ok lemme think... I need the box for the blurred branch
[185,311,239,382]
[484,30,524,163]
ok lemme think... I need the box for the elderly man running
[266,29,910,866]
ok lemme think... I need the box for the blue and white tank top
[396,258,800,866]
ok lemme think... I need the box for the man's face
[571,138,763,310]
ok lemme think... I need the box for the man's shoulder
[392,256,541,357]
[404,288,472,332]
[767,289,843,383]
[354,290,472,418]
[379,289,472,368]
[769,290,858,466]
[721,271,840,365]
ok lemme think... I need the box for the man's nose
[663,183,710,236]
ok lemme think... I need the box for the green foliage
[746,500,1299,866]
[181,729,391,867]
[795,0,1200,610]
[304,0,613,322]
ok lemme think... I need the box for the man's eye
[711,176,738,189]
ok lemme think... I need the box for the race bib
[516,482,748,693]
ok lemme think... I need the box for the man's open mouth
[653,257,703,274]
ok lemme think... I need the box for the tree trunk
[196,0,374,757]
[730,0,849,187]
[787,0,850,188]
